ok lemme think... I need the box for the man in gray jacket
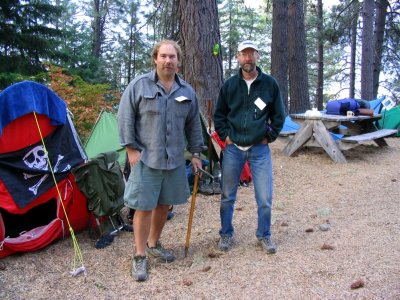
[118,40,204,281]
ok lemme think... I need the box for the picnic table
[281,112,398,163]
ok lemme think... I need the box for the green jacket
[214,67,286,146]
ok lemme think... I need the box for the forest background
[0,0,399,142]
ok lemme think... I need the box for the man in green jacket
[214,40,286,254]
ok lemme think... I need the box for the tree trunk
[271,0,288,112]
[227,10,234,79]
[91,0,108,59]
[349,1,359,99]
[316,0,324,110]
[360,0,375,100]
[372,0,389,98]
[288,0,310,113]
[179,0,224,117]
[127,1,140,84]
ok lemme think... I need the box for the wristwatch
[192,152,200,159]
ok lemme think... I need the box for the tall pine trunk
[360,0,375,100]
[373,0,389,98]
[271,0,288,112]
[349,1,359,99]
[316,0,324,110]
[288,0,310,113]
[179,0,224,117]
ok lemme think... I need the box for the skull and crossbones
[22,145,67,195]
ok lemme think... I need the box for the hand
[261,137,269,144]
[126,147,141,166]
[191,157,202,174]
[225,136,233,145]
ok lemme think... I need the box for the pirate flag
[0,120,85,209]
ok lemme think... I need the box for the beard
[241,63,256,73]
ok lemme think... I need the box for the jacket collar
[238,66,262,81]
[151,70,184,87]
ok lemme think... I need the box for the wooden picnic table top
[289,112,382,122]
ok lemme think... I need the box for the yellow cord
[33,112,85,276]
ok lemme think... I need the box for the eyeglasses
[238,51,257,58]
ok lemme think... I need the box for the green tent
[379,106,400,137]
[84,110,215,170]
[84,110,126,166]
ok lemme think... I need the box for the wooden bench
[339,128,397,150]
[341,129,398,143]
[279,130,297,137]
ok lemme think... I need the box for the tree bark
[288,0,310,113]
[271,0,288,112]
[316,0,324,110]
[360,0,375,100]
[349,1,359,99]
[373,0,389,98]
[179,0,224,117]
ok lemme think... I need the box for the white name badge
[254,97,266,110]
[175,96,189,102]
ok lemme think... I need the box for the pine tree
[0,0,64,75]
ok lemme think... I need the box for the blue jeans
[219,143,273,239]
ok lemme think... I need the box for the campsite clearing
[1,138,400,299]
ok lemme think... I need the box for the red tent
[0,81,89,258]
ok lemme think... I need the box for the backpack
[72,151,125,217]
[326,99,360,115]
[72,151,129,248]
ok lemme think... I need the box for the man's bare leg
[147,204,170,247]
[133,210,152,255]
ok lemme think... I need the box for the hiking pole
[207,99,213,176]
[184,172,200,257]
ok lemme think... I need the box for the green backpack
[72,151,125,217]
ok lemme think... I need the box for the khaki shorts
[124,161,190,211]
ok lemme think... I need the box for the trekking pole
[184,172,200,257]
[207,99,213,176]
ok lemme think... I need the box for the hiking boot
[198,181,213,195]
[146,241,175,263]
[218,236,233,252]
[259,237,276,254]
[212,179,221,194]
[132,255,149,282]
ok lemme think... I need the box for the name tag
[175,96,189,102]
[254,98,266,110]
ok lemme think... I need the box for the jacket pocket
[174,97,192,118]
[142,92,161,115]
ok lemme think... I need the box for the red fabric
[0,174,89,258]
[0,113,56,154]
[210,131,252,183]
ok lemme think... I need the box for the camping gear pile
[0,81,132,258]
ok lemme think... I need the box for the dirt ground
[1,138,399,300]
